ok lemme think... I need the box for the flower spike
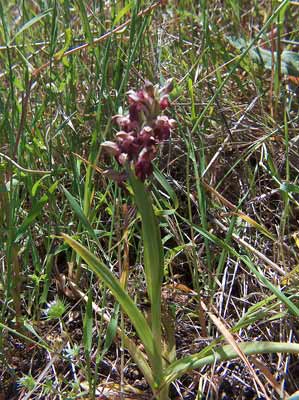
[102,79,175,181]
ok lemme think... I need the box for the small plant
[63,80,299,399]
[44,297,67,320]
[18,374,36,392]
[42,379,55,396]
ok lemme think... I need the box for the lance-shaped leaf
[128,169,165,383]
[61,234,160,372]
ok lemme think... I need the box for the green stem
[128,170,164,390]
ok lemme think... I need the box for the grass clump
[1,1,299,399]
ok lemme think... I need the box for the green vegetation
[1,1,299,399]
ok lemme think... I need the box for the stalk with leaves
[63,80,299,400]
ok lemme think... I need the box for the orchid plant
[62,80,299,400]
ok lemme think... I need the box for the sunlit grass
[1,1,299,399]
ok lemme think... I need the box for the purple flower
[101,79,175,181]
[153,116,177,141]
[138,126,155,147]
[101,141,120,156]
[135,149,154,181]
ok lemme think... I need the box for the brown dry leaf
[252,356,289,398]
[200,301,271,400]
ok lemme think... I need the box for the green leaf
[227,0,240,21]
[23,320,50,348]
[102,304,119,356]
[128,171,164,302]
[162,342,299,387]
[280,182,299,194]
[75,0,93,45]
[234,213,276,241]
[31,175,50,196]
[0,321,50,352]
[15,47,34,72]
[241,255,299,317]
[128,170,165,385]
[54,27,73,61]
[15,194,48,242]
[164,244,188,277]
[39,251,55,305]
[83,289,93,353]
[187,78,195,121]
[227,35,299,76]
[48,180,60,194]
[61,234,159,371]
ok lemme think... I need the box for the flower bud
[144,80,155,98]
[112,115,132,131]
[116,130,130,140]
[154,115,172,140]
[117,153,128,165]
[101,141,120,156]
[159,95,170,110]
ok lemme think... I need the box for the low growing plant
[62,80,299,400]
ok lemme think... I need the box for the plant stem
[128,170,165,393]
